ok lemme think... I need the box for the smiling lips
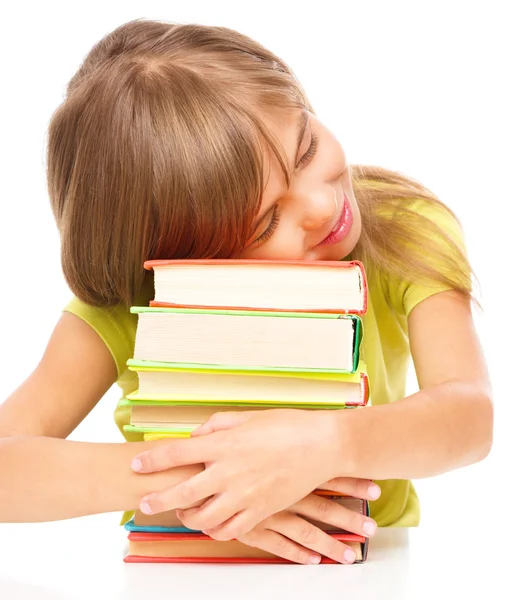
[316,192,353,246]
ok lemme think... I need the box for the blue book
[123,517,199,534]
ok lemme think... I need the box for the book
[123,398,353,438]
[123,492,370,564]
[131,306,362,372]
[144,259,368,314]
[121,361,368,438]
[124,359,369,407]
[120,258,372,564]
[124,531,368,564]
[129,495,368,533]
[142,431,190,440]
[126,403,326,434]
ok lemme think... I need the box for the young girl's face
[237,109,362,261]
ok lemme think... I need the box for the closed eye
[252,133,319,246]
[254,204,280,245]
[298,132,319,168]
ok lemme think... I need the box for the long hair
[46,19,475,308]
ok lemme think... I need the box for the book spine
[149,301,365,315]
[124,555,366,564]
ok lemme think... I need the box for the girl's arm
[0,312,203,522]
[333,289,494,480]
[121,290,492,540]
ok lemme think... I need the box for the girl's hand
[131,408,350,539]
[208,489,379,565]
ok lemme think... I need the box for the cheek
[239,228,307,261]
[332,139,348,175]
[316,125,347,178]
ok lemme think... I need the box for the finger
[265,512,358,564]
[190,411,258,436]
[131,436,212,473]
[238,526,322,565]
[201,509,264,541]
[139,469,222,514]
[316,477,381,501]
[293,493,377,539]
[176,492,244,532]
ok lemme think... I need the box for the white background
[1,0,520,578]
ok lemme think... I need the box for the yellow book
[143,432,191,440]
[126,360,369,408]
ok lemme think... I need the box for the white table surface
[0,511,518,600]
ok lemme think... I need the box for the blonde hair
[46,19,476,308]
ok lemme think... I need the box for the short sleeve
[402,277,455,318]
[62,272,154,377]
[63,297,137,379]
[383,199,470,318]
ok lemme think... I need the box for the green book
[131,306,362,373]
[120,397,354,440]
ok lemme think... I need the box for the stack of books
[122,259,370,564]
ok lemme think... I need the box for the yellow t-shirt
[63,199,467,528]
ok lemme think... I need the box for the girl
[0,19,492,566]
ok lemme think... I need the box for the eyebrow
[250,109,310,237]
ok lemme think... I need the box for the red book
[124,530,369,564]
[143,259,368,315]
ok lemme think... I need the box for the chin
[339,212,362,258]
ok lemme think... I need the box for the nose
[301,189,338,231]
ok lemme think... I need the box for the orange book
[144,259,368,315]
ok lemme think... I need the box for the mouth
[315,191,354,247]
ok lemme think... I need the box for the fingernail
[140,500,153,515]
[131,458,143,472]
[368,483,380,499]
[343,548,356,563]
[363,520,377,536]
[308,555,321,564]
